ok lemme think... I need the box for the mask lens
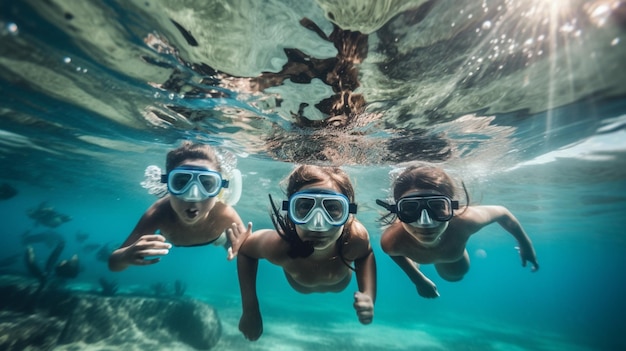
[170,173,192,193]
[427,198,451,220]
[397,200,422,223]
[322,198,346,221]
[294,197,316,221]
[198,174,219,194]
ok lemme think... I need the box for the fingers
[531,260,540,272]
[227,247,235,261]
[353,292,374,324]
[140,234,168,242]
[136,234,171,248]
[226,222,253,260]
[129,241,170,266]
[521,253,540,272]
[138,248,170,257]
[227,222,253,239]
[133,257,161,265]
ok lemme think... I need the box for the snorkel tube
[218,168,242,206]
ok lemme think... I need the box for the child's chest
[161,222,223,246]
[403,234,468,264]
[283,255,348,284]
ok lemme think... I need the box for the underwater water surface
[1,0,625,350]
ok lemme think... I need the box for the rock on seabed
[0,275,222,350]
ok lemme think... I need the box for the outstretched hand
[416,277,440,298]
[125,234,171,266]
[226,222,253,260]
[353,291,374,324]
[516,246,539,272]
[239,309,263,341]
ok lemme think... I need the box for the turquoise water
[1,0,626,350]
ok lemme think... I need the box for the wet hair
[165,141,221,173]
[380,162,469,224]
[269,165,355,270]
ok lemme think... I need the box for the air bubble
[7,22,18,34]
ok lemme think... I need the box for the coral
[23,243,81,310]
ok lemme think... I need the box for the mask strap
[375,199,396,213]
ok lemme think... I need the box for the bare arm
[353,249,376,324]
[390,255,439,298]
[472,206,539,271]
[108,202,171,272]
[237,229,276,341]
[354,250,377,303]
[225,221,253,260]
[237,251,262,340]
[380,225,439,298]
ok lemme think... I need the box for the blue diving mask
[282,189,357,232]
[161,166,229,202]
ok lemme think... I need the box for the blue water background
[2,132,625,350]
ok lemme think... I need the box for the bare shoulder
[123,197,171,246]
[457,205,510,224]
[380,221,410,256]
[240,228,288,259]
[342,220,372,259]
[142,197,172,223]
[213,202,243,223]
[348,220,370,242]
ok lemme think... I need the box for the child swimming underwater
[235,165,376,341]
[376,162,539,298]
[108,141,251,272]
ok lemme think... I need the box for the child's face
[169,159,221,226]
[398,188,449,243]
[293,179,345,251]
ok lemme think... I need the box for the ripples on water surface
[1,0,626,350]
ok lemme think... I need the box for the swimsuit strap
[173,231,227,247]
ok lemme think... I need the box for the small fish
[75,231,89,243]
[27,201,72,228]
[0,182,17,200]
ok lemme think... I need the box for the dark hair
[380,162,469,224]
[270,165,355,270]
[165,141,221,173]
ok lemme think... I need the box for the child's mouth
[185,208,199,218]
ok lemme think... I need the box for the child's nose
[417,209,433,226]
[183,183,203,201]
[310,211,328,231]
